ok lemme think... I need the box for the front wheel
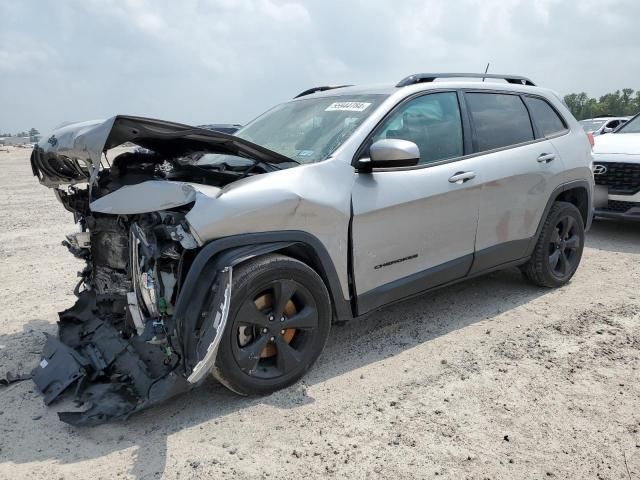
[521,201,585,288]
[212,254,331,395]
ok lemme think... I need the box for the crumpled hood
[30,115,293,187]
[88,180,222,215]
[593,132,640,155]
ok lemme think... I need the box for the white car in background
[581,116,630,136]
[592,113,640,220]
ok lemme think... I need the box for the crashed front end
[29,115,286,425]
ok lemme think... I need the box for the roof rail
[294,85,352,98]
[396,73,536,88]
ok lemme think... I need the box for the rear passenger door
[464,91,568,274]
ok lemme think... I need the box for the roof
[292,72,540,100]
[292,80,552,102]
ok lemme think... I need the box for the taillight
[587,132,595,148]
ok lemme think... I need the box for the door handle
[448,171,476,184]
[537,153,556,163]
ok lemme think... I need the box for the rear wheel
[521,201,585,288]
[213,254,331,395]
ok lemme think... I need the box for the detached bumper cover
[31,292,192,426]
[32,335,90,405]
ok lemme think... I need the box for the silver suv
[30,73,594,425]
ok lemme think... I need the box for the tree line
[0,127,40,138]
[564,89,640,120]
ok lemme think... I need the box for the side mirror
[357,139,420,171]
[602,127,613,134]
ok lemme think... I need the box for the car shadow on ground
[1,267,553,478]
[587,218,640,254]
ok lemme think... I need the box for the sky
[1,0,638,133]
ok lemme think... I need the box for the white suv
[580,116,630,136]
[592,113,640,220]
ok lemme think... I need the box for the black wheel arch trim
[173,231,352,338]
[525,179,592,257]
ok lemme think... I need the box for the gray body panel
[90,181,222,214]
[185,159,355,299]
[471,139,565,258]
[351,157,482,294]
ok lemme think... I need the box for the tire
[212,254,331,395]
[521,201,585,288]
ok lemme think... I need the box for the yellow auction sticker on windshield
[325,102,372,112]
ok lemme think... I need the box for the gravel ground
[0,147,639,479]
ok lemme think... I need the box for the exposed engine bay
[30,116,295,425]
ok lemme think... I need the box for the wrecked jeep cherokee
[31,73,594,425]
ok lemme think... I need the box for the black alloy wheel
[213,254,331,395]
[548,214,581,278]
[522,201,585,288]
[231,278,319,379]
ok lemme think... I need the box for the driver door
[351,91,482,314]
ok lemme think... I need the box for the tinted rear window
[466,93,534,152]
[524,97,566,137]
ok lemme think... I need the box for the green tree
[597,91,622,116]
[563,88,640,120]
[621,88,634,115]
[28,128,41,141]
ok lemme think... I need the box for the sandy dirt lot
[0,147,639,479]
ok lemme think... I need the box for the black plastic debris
[31,334,89,404]
[0,371,32,387]
[31,291,191,426]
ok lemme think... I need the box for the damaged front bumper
[28,115,298,426]
[32,267,232,426]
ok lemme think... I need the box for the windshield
[580,119,606,132]
[616,115,640,133]
[235,94,387,163]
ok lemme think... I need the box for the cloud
[0,0,639,133]
[0,39,56,74]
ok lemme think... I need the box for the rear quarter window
[466,92,534,153]
[524,96,567,138]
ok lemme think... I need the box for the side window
[607,120,619,129]
[370,92,463,164]
[466,93,534,152]
[523,96,567,137]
